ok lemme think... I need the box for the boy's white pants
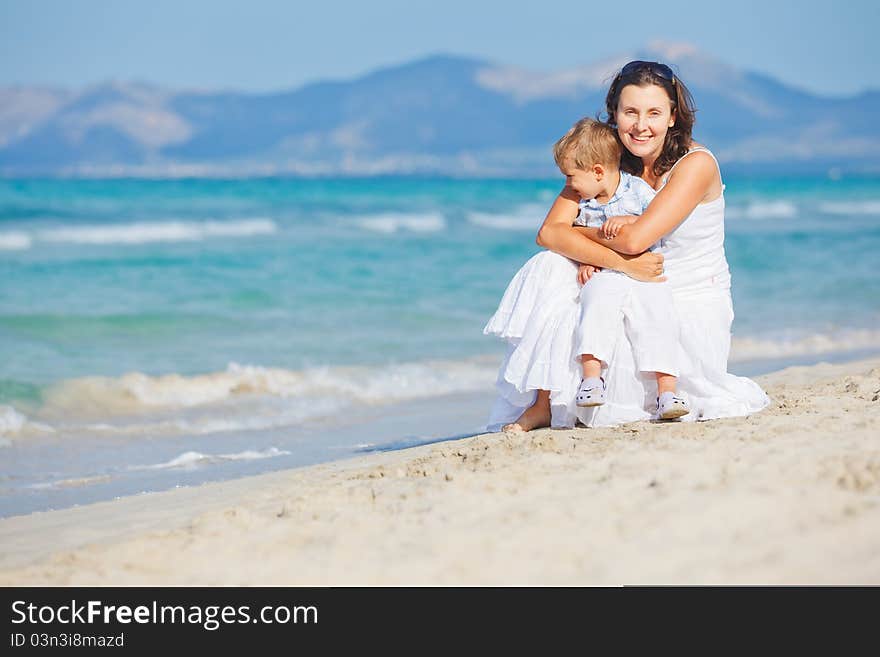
[576,271,680,377]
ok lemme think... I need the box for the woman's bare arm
[584,152,718,254]
[536,186,665,282]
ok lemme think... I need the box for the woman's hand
[600,215,638,239]
[577,264,600,286]
[619,251,666,282]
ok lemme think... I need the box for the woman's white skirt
[483,251,584,430]
[484,251,769,431]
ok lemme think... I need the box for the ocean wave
[37,357,499,419]
[37,218,277,245]
[467,204,546,231]
[24,328,880,435]
[726,201,797,220]
[0,405,55,443]
[4,326,878,449]
[25,448,289,490]
[78,399,343,437]
[129,447,290,472]
[817,201,880,215]
[355,213,446,234]
[0,405,27,436]
[0,231,32,250]
[730,328,880,362]
[27,475,113,490]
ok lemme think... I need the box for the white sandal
[657,392,690,419]
[576,377,606,407]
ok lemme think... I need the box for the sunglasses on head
[620,60,676,84]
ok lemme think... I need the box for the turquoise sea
[2,175,879,516]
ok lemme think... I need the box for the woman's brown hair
[603,62,697,178]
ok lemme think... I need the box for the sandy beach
[1,356,878,586]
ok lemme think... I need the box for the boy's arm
[601,179,653,237]
[572,216,636,240]
[537,188,629,269]
[601,215,638,238]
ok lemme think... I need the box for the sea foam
[730,328,880,362]
[23,327,880,440]
[0,405,27,436]
[0,405,55,444]
[355,213,446,234]
[467,204,546,231]
[0,405,57,444]
[27,475,113,490]
[0,231,32,250]
[130,447,290,472]
[37,357,500,419]
[78,404,342,437]
[817,201,880,215]
[726,201,797,220]
[37,218,277,245]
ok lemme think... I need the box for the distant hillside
[2,42,878,177]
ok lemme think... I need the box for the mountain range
[2,42,877,177]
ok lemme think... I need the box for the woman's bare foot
[501,422,526,434]
[502,391,551,433]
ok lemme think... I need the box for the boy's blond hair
[553,118,621,170]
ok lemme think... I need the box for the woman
[486,61,769,432]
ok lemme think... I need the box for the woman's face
[615,83,676,161]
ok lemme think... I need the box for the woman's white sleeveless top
[657,147,732,298]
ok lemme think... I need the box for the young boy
[554,118,690,420]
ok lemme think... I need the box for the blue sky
[0,0,876,97]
